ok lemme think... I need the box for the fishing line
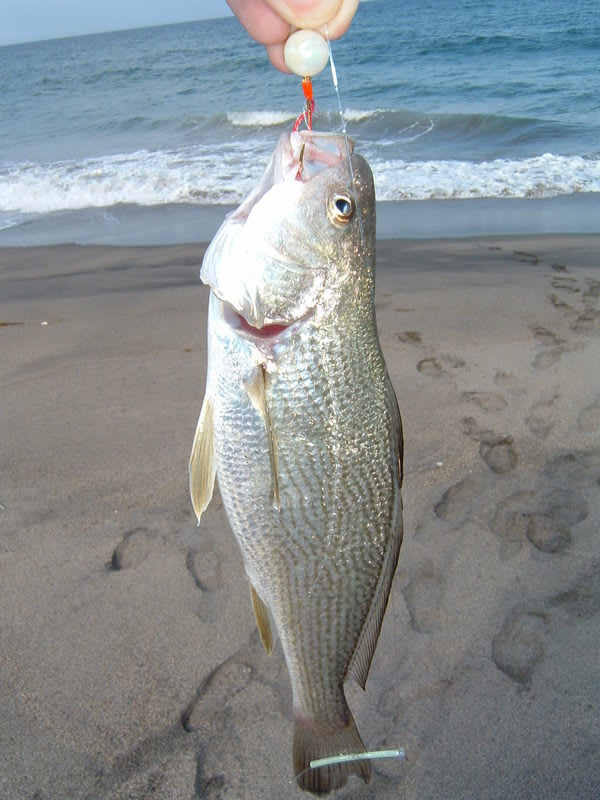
[294,748,405,786]
[325,27,365,245]
[310,747,405,770]
[284,28,403,788]
[298,30,368,597]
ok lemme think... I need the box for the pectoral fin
[245,365,280,511]
[250,583,277,655]
[189,395,216,523]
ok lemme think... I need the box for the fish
[189,129,403,795]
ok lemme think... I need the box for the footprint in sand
[462,416,518,474]
[570,308,600,333]
[543,448,600,488]
[582,278,600,306]
[417,357,442,377]
[462,390,507,412]
[491,490,580,555]
[530,324,568,369]
[533,348,566,369]
[525,513,571,553]
[513,250,539,264]
[111,527,153,569]
[442,354,466,369]
[490,451,595,555]
[434,476,481,526]
[193,733,249,800]
[547,292,573,311]
[531,324,565,349]
[550,275,580,294]
[493,566,599,688]
[525,396,557,439]
[492,607,550,685]
[186,544,223,593]
[183,636,290,798]
[551,561,600,620]
[490,491,537,549]
[182,653,255,732]
[397,330,423,344]
[376,686,409,726]
[578,398,600,432]
[403,563,446,633]
[417,354,465,377]
[494,370,526,396]
[544,488,589,532]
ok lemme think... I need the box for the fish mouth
[290,131,354,182]
[235,313,292,339]
[229,131,354,226]
[220,299,310,341]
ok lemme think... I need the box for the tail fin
[293,707,371,795]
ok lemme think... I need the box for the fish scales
[190,130,403,795]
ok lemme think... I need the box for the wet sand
[1,236,599,799]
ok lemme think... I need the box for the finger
[263,0,342,29]
[265,43,292,73]
[319,0,359,39]
[226,0,291,45]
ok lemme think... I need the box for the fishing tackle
[283,28,329,77]
[291,75,315,179]
[291,77,314,179]
[284,28,326,135]
[292,75,315,133]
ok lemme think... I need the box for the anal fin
[250,583,276,655]
[189,395,216,523]
[347,377,404,690]
[347,516,403,690]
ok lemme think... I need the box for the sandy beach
[1,234,599,799]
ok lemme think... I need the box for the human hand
[227,0,359,72]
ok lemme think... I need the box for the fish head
[201,130,375,330]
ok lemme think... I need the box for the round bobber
[283,29,329,77]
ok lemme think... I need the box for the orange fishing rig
[292,76,315,133]
[292,76,315,180]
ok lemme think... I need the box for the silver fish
[190,130,403,795]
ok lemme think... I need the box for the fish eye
[328,191,355,225]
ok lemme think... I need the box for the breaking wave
[1,145,599,227]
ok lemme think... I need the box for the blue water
[1,0,598,234]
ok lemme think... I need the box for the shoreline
[0,192,599,248]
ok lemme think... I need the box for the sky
[0,1,234,46]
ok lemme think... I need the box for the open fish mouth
[220,299,312,341]
[235,313,292,339]
[290,130,355,182]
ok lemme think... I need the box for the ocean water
[1,0,599,238]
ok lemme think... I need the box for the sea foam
[1,147,599,225]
